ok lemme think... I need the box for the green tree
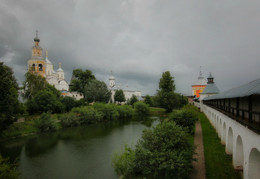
[114,89,125,104]
[70,69,95,98]
[26,90,64,114]
[157,71,176,112]
[23,71,48,100]
[128,94,138,105]
[60,96,78,112]
[84,79,111,103]
[144,95,152,106]
[0,62,19,131]
[113,121,195,179]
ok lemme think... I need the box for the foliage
[0,155,20,179]
[84,79,111,103]
[144,95,152,106]
[34,113,58,133]
[92,103,119,120]
[70,69,95,97]
[26,90,64,114]
[173,93,188,109]
[114,89,126,104]
[112,145,136,178]
[133,101,150,117]
[59,113,80,127]
[0,63,19,132]
[169,105,199,133]
[128,94,138,105]
[1,120,37,138]
[23,71,48,100]
[60,96,79,112]
[113,121,195,179]
[116,105,134,120]
[71,106,104,124]
[200,113,241,179]
[156,71,176,112]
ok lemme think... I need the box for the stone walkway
[190,121,206,179]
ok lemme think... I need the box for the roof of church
[201,83,220,94]
[45,57,52,64]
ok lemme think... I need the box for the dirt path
[190,121,206,179]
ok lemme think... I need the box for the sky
[1,0,260,96]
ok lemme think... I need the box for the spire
[46,50,48,58]
[34,30,40,42]
[59,62,61,69]
[200,66,202,76]
[198,66,204,79]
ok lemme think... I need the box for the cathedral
[27,32,69,92]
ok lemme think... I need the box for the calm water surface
[0,118,159,179]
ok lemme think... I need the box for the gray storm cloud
[1,0,260,95]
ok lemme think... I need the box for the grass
[199,112,241,179]
[149,107,166,116]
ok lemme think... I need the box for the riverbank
[0,106,166,141]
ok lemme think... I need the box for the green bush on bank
[0,155,20,179]
[59,113,80,127]
[92,103,120,121]
[169,105,199,134]
[113,121,195,179]
[34,113,58,133]
[133,101,150,117]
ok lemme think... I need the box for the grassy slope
[199,113,241,179]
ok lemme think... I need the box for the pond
[0,118,159,179]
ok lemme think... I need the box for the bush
[112,145,136,178]
[71,106,103,124]
[133,101,150,117]
[113,121,195,179]
[169,105,199,133]
[92,103,119,120]
[59,113,80,127]
[117,105,134,120]
[0,155,20,179]
[60,96,79,112]
[34,113,58,133]
[128,95,138,105]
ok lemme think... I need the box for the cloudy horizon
[1,0,260,96]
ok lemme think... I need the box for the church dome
[57,62,64,72]
[109,75,115,80]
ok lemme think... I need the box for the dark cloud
[1,0,260,95]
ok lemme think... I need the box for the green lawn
[200,113,241,179]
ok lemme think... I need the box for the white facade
[44,52,69,91]
[108,72,141,103]
[197,102,260,179]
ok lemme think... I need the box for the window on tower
[32,64,35,71]
[39,64,42,71]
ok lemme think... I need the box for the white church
[108,71,142,103]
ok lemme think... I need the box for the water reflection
[0,117,159,179]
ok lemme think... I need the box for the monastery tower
[27,30,46,77]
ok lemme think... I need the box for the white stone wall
[200,103,260,179]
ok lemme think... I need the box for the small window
[39,64,43,71]
[32,64,36,71]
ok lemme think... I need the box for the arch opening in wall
[234,135,243,170]
[222,122,226,143]
[39,64,43,71]
[248,148,260,179]
[32,64,35,71]
[227,127,233,154]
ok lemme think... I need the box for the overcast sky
[1,0,260,95]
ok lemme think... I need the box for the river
[0,118,159,179]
